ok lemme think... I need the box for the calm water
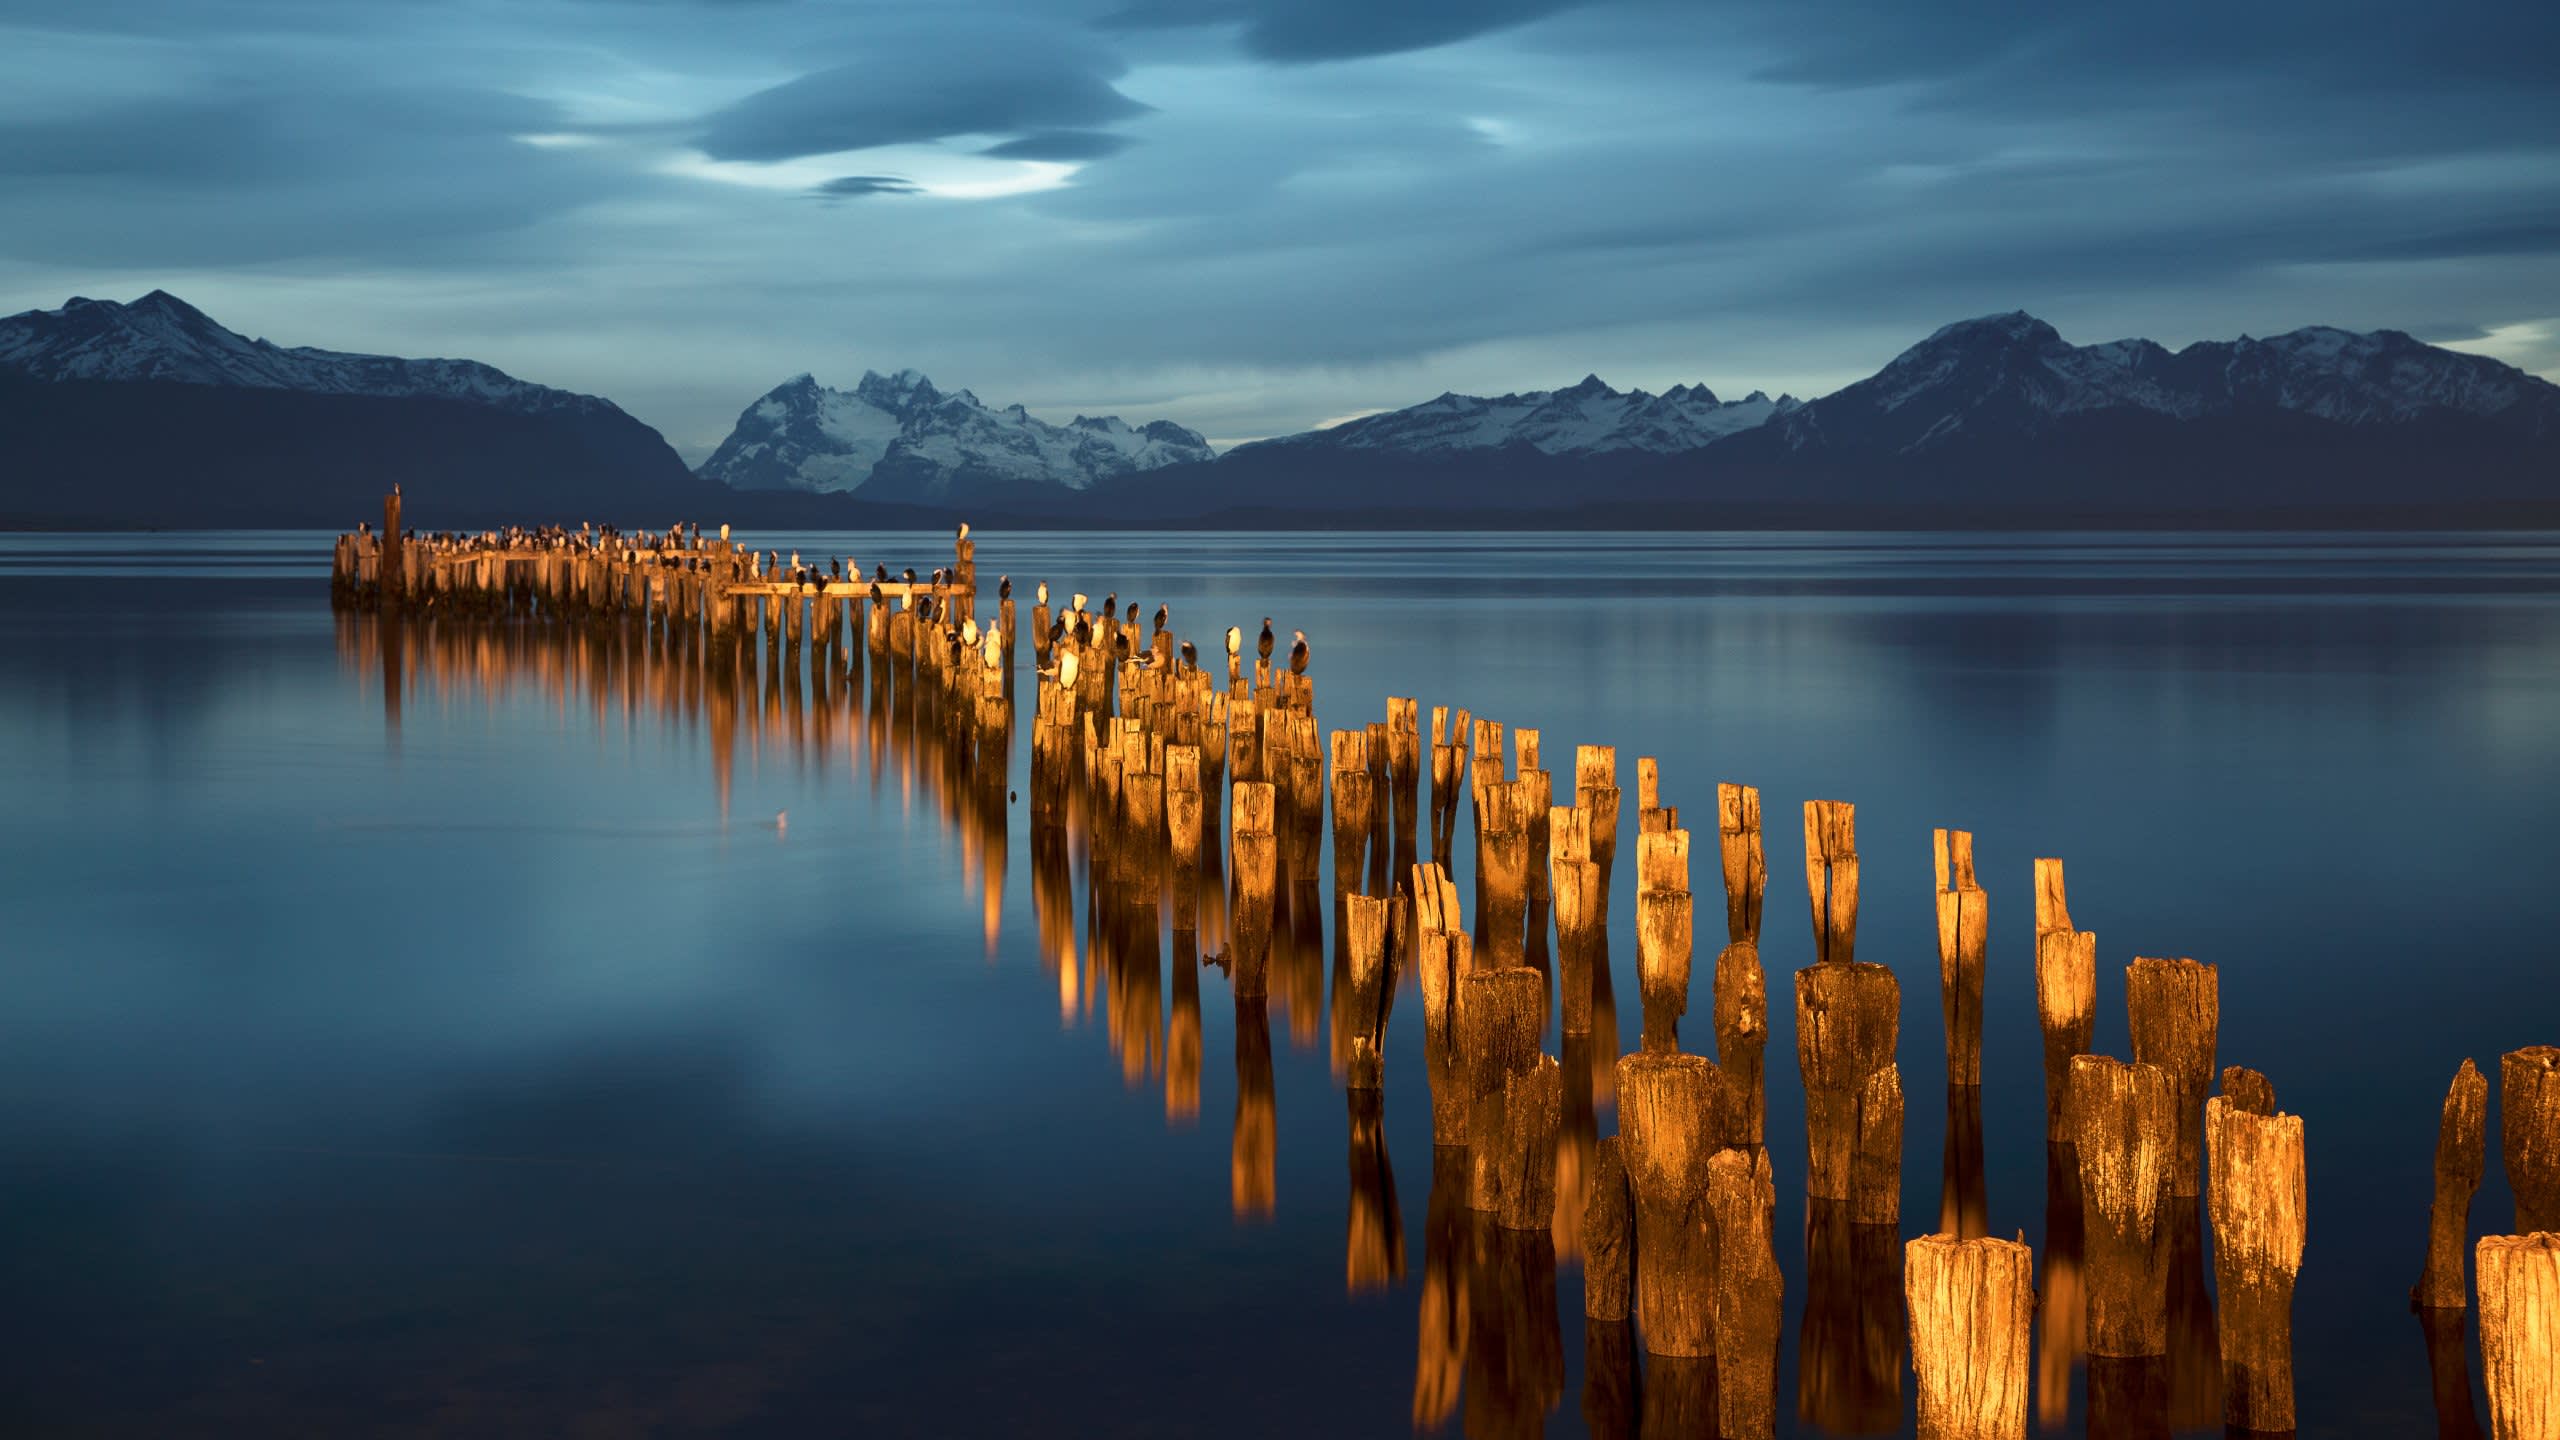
[3,530,2557,1438]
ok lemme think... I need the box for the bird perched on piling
[1037,580,1049,606]
[1059,650,1081,689]
[876,564,889,583]
[1153,603,1169,637]
[1180,640,1198,672]
[902,568,916,586]
[1226,626,1242,660]
[998,576,1012,601]
[1071,592,1088,615]
[1258,618,1275,664]
[1289,630,1309,676]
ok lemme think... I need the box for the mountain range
[3,291,2553,527]
[698,369,1213,504]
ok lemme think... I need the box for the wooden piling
[2506,1047,2560,1234]
[1715,941,1768,1146]
[2418,1058,2490,1309]
[2127,956,2219,1195]
[1905,1233,2034,1440]
[2477,1232,2560,1440]
[2206,1093,2306,1432]
[1615,1050,1731,1356]
[1636,881,1695,1056]
[1709,1145,1784,1439]
[1551,834,1602,1035]
[1230,780,1278,998]
[1342,893,1390,1090]
[1803,798,1858,964]
[1459,966,1548,1215]
[1796,960,1901,1205]
[2035,859,2096,1141]
[1934,828,1989,1087]
[1576,745,1620,916]
[2072,1054,2175,1357]
[1718,782,1766,945]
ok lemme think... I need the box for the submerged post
[1905,1233,2034,1440]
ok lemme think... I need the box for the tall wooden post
[2034,859,2095,1140]
[1934,827,1988,1087]
[380,489,405,609]
[1716,940,1768,1147]
[2506,1047,2560,1233]
[1616,1051,1730,1356]
[1718,782,1766,945]
[2206,1092,2306,1432]
[1710,1145,1784,1438]
[2128,956,2219,1195]
[1803,799,1858,964]
[2072,1054,2174,1357]
[2417,1058,2489,1309]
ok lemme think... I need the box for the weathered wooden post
[1414,863,1473,1146]
[1342,894,1390,1090]
[379,489,405,610]
[1479,779,1531,972]
[1941,1083,1989,1241]
[1458,966,1547,1217]
[1803,798,1858,964]
[2506,1046,2560,1233]
[1905,1233,2034,1440]
[2418,1058,2489,1310]
[1797,959,1900,1208]
[1230,780,1277,999]
[1710,1145,1784,1439]
[1716,940,1768,1146]
[2073,1054,2174,1358]
[2206,1090,2306,1433]
[1934,827,1988,1087]
[1615,1051,1730,1356]
[1550,822,1602,1035]
[1576,745,1621,917]
[2477,1232,2560,1440]
[1718,782,1766,944]
[2035,858,2096,1141]
[1636,830,1694,1055]
[2127,956,2219,1194]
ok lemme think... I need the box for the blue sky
[2,0,2554,459]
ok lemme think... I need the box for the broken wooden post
[1550,828,1601,1035]
[1718,782,1767,945]
[2127,956,2219,1195]
[1414,863,1474,1146]
[2206,1092,2306,1433]
[1615,1050,1730,1356]
[379,489,405,610]
[2035,859,2096,1141]
[1479,779,1531,972]
[1458,966,1547,1216]
[2477,1232,2560,1440]
[1342,894,1390,1090]
[1905,1233,2034,1440]
[2072,1054,2174,1357]
[2418,1058,2490,1310]
[1796,959,1900,1208]
[1481,1055,1562,1232]
[1576,745,1621,916]
[1636,838,1694,1055]
[1803,798,1858,964]
[1230,780,1277,999]
[1710,1145,1784,1439]
[1716,940,1768,1147]
[2506,1046,2560,1234]
[1934,827,1988,1087]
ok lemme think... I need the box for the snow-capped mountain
[1766,311,2560,456]
[0,291,618,419]
[0,291,713,527]
[698,370,1215,500]
[1237,375,1797,458]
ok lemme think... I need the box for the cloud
[1103,0,1589,61]
[813,174,921,198]
[693,36,1148,162]
[978,129,1136,162]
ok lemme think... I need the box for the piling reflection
[1462,1220,1563,1440]
[2162,1192,2222,1430]
[1415,1148,1472,1430]
[1798,1196,1904,1434]
[1940,1083,1987,1240]
[1348,1088,1406,1291]
[1233,996,1276,1220]
[2417,1307,2485,1440]
[2036,1141,2089,1429]
[1580,1318,1639,1440]
[2085,1354,2169,1440]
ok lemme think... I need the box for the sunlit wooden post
[2128,956,2219,1194]
[1616,1051,1730,1357]
[1933,827,1988,1087]
[1802,798,1858,964]
[1342,894,1390,1090]
[1230,780,1277,998]
[2206,1090,2305,1432]
[2072,1054,2174,1357]
[2034,859,2096,1140]
[1905,1233,2034,1440]
[1718,782,1766,945]
[379,489,405,610]
[1797,960,1900,1207]
[2506,1047,2560,1233]
[1577,746,1621,918]
[1480,779,1531,971]
[2477,1232,2560,1440]
[1550,821,1602,1035]
[1459,966,1547,1217]
[1716,940,1769,1146]
[2417,1058,2489,1309]
[1710,1145,1783,1439]
[1636,827,1693,1055]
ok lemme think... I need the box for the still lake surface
[2,529,2556,1438]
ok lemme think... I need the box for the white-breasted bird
[1225,625,1242,658]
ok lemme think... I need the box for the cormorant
[1289,630,1308,676]
[998,575,1011,601]
[1179,640,1197,671]
[1102,593,1118,625]
[901,568,916,586]
[1153,603,1169,637]
[876,563,889,583]
[1125,603,1138,629]
[1048,618,1067,650]
[1257,618,1275,664]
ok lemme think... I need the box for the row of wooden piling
[331,507,2560,1438]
